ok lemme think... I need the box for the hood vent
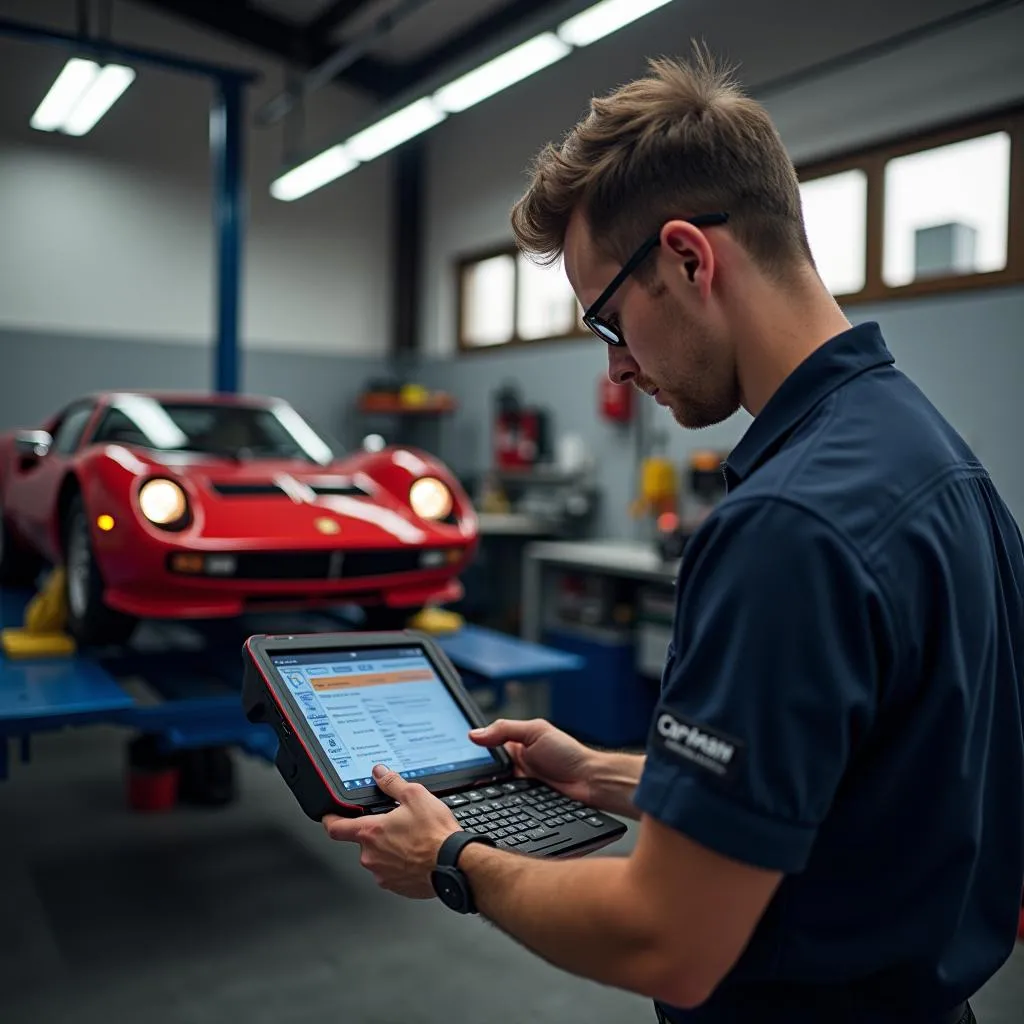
[211,480,368,498]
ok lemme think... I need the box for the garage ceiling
[132,0,575,99]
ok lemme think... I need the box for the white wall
[0,0,393,355]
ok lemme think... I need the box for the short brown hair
[510,46,813,281]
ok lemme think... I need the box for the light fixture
[63,64,136,136]
[30,57,136,136]
[270,0,679,200]
[434,33,571,114]
[345,97,446,163]
[557,0,674,47]
[30,58,99,132]
[270,144,358,202]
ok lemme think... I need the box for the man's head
[511,47,817,428]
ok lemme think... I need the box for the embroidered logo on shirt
[652,711,745,783]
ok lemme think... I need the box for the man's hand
[323,764,461,899]
[469,718,598,804]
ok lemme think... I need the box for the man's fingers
[469,718,547,748]
[323,814,366,843]
[372,763,414,801]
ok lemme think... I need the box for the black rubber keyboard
[440,778,611,850]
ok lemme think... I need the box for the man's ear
[662,220,715,297]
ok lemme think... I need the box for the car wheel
[64,494,137,647]
[0,502,43,588]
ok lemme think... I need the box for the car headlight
[138,478,188,527]
[409,477,453,521]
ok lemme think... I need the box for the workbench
[518,540,680,746]
[520,540,679,642]
[0,589,582,781]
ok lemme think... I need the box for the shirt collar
[724,322,894,489]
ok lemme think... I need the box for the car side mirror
[14,430,53,459]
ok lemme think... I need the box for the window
[457,248,582,350]
[882,132,1011,286]
[516,254,579,341]
[460,254,515,347]
[800,169,868,296]
[52,403,95,455]
[796,105,1022,304]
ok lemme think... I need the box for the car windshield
[94,396,338,465]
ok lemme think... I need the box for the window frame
[798,102,1024,304]
[455,244,585,353]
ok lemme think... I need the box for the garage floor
[1,728,1021,1024]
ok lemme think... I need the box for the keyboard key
[443,794,470,807]
[573,809,591,819]
[493,828,508,838]
[495,838,512,848]
[453,808,472,821]
[467,791,486,802]
[483,787,502,798]
[584,816,605,828]
[526,826,555,841]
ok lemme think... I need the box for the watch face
[431,867,469,913]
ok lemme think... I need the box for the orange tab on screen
[311,669,434,691]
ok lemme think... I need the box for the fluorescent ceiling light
[558,0,674,47]
[270,144,358,201]
[346,97,446,163]
[63,64,136,136]
[269,0,681,200]
[434,32,571,114]
[30,58,99,132]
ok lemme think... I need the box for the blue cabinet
[543,628,659,747]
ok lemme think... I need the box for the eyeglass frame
[581,212,730,347]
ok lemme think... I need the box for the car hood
[101,446,453,547]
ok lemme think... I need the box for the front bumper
[96,529,473,619]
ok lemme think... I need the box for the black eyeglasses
[582,212,730,347]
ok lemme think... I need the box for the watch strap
[437,830,495,869]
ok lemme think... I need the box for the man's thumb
[372,763,409,798]
[469,718,543,746]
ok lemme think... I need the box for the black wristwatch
[431,831,495,914]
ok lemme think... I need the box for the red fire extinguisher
[600,375,633,423]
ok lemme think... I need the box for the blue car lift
[0,589,582,780]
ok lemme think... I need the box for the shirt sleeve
[633,497,890,873]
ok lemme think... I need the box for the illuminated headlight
[409,477,453,521]
[138,478,188,527]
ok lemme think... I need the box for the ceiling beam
[132,0,398,97]
[392,0,568,94]
[304,0,378,41]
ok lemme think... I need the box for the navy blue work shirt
[636,323,1024,1023]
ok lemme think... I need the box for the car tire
[63,494,138,647]
[0,502,43,588]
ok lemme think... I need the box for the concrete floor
[1,727,1021,1024]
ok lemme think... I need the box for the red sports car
[0,392,478,645]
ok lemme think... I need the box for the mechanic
[324,49,1024,1023]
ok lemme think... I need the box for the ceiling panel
[249,0,339,26]
[328,0,525,62]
